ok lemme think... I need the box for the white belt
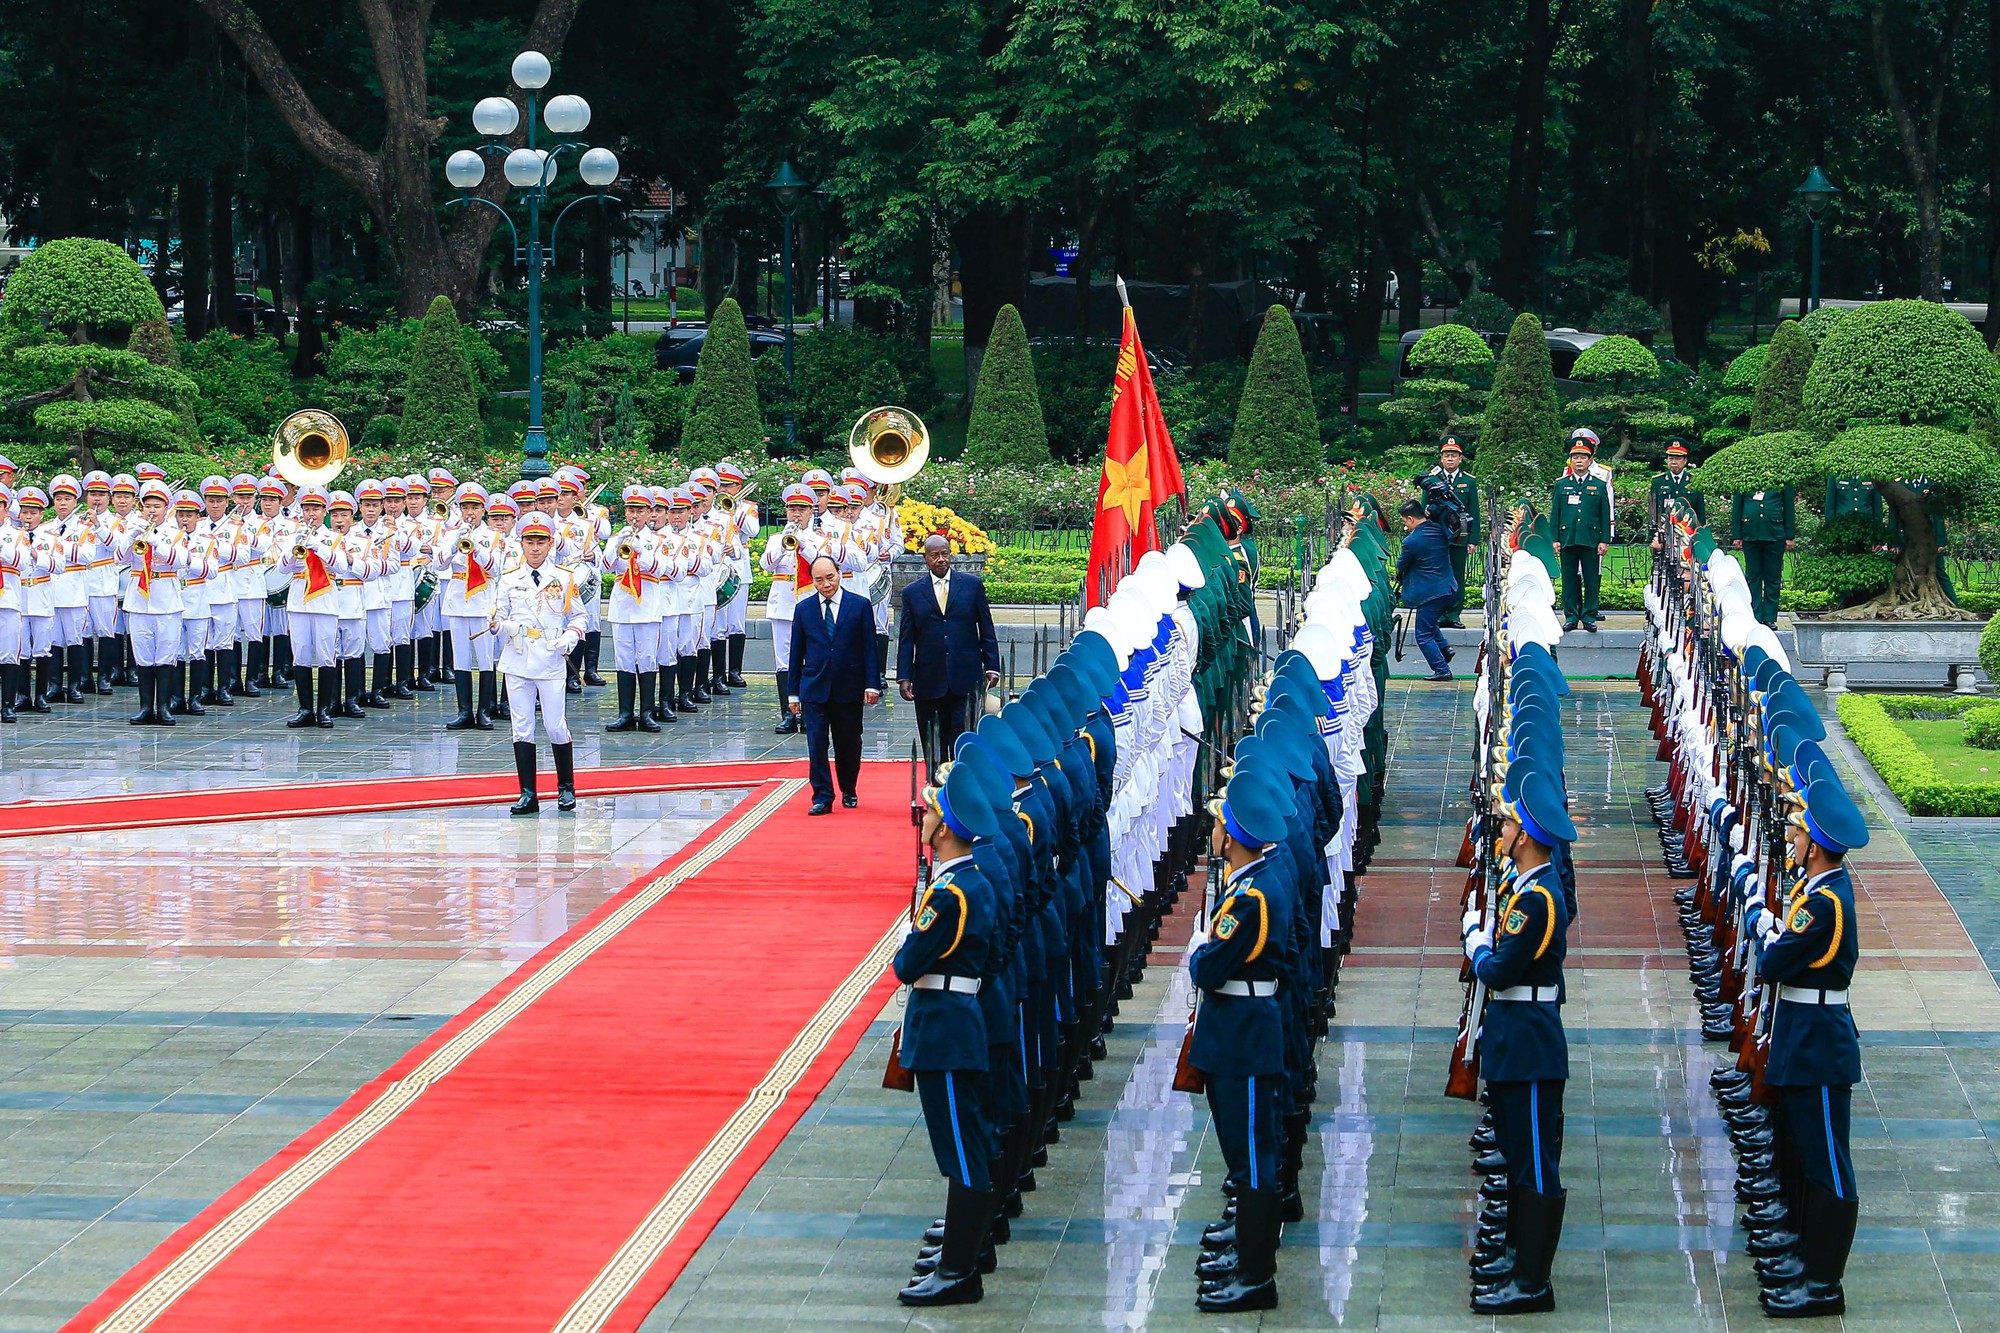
[913,974,981,994]
[1214,979,1279,998]
[1491,985,1560,1002]
[1778,986,1848,1006]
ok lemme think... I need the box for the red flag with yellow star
[1085,298,1186,608]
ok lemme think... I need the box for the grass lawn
[1888,716,2000,780]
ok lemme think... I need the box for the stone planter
[889,552,987,607]
[1789,619,1987,694]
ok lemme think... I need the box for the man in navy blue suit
[898,535,1001,771]
[790,554,885,813]
[1395,498,1459,681]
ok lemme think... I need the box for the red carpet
[0,760,810,839]
[64,763,915,1333]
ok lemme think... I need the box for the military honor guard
[1649,439,1705,543]
[115,479,188,726]
[494,512,588,815]
[436,482,501,729]
[1421,435,1480,627]
[1551,433,1612,631]
[1730,478,1795,626]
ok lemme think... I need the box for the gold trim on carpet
[89,778,808,1333]
[552,917,903,1333]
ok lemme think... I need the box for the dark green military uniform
[1730,486,1795,626]
[1421,461,1479,626]
[1649,468,1705,533]
[1550,468,1612,628]
[1822,477,1882,525]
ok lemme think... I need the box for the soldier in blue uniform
[897,759,1002,1307]
[1741,776,1867,1319]
[1463,761,1575,1316]
[1187,765,1296,1314]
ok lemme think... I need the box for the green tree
[1721,344,1767,392]
[963,304,1050,467]
[1,238,164,341]
[5,345,198,475]
[1566,335,1689,462]
[1749,319,1813,434]
[1800,301,2000,619]
[397,296,483,453]
[683,298,765,460]
[127,319,181,369]
[1478,312,1563,496]
[181,330,299,434]
[1229,306,1320,473]
[1797,305,1848,347]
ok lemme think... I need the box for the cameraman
[1396,498,1459,682]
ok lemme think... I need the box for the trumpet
[615,536,638,560]
[781,532,800,553]
[292,541,312,560]
[458,534,478,555]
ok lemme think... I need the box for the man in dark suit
[789,554,885,813]
[898,535,1001,771]
[1395,498,1459,682]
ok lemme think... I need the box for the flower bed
[1835,692,2000,816]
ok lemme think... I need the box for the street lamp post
[1795,165,1841,313]
[766,161,811,452]
[442,50,622,480]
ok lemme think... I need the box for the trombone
[716,482,758,513]
[848,406,929,505]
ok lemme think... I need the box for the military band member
[436,482,500,730]
[1731,482,1796,626]
[554,465,609,692]
[189,479,236,708]
[115,480,187,726]
[351,480,398,708]
[495,512,588,815]
[168,491,219,716]
[42,476,95,703]
[760,483,817,735]
[1648,440,1706,544]
[1551,436,1612,632]
[0,495,24,723]
[277,486,340,728]
[15,489,56,714]
[662,487,711,714]
[224,475,267,698]
[255,477,295,688]
[714,460,757,691]
[601,485,671,733]
[1422,435,1479,627]
[102,473,142,686]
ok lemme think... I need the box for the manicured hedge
[1964,703,2000,751]
[1836,692,2000,816]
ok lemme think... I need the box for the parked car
[1391,325,1604,388]
[653,325,789,382]
[1026,335,1184,376]
[165,292,290,336]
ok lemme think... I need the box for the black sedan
[654,325,789,382]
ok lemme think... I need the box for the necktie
[532,567,541,587]
[936,576,948,614]
[825,597,836,637]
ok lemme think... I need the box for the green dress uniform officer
[1188,765,1297,1315]
[1731,483,1796,626]
[1422,436,1480,627]
[1550,438,1612,632]
[1741,777,1868,1319]
[1822,476,1883,525]
[1648,440,1705,545]
[1462,763,1575,1316]
[896,760,1002,1308]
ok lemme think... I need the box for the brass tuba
[848,406,929,496]
[272,409,350,488]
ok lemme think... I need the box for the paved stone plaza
[3,677,1998,1330]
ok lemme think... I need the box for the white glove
[1463,927,1492,960]
[1461,907,1483,939]
[1186,926,1210,957]
[556,632,580,657]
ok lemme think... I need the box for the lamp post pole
[443,51,622,481]
[1795,165,1841,314]
[766,161,812,453]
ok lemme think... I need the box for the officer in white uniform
[41,476,95,703]
[496,512,588,816]
[714,459,758,689]
[601,485,672,732]
[760,482,817,735]
[277,485,339,728]
[172,490,220,716]
[434,481,500,729]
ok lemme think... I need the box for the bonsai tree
[683,297,765,458]
[964,304,1050,467]
[1749,318,1812,433]
[1566,334,1692,461]
[398,295,484,452]
[1796,304,1848,347]
[1228,305,1321,472]
[0,237,165,343]
[1589,291,1663,340]
[1800,300,2000,619]
[1379,323,1492,446]
[1478,311,1563,495]
[1458,291,1517,334]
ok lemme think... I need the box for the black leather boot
[583,630,605,686]
[236,644,261,697]
[650,664,671,721]
[676,660,700,713]
[487,672,511,721]
[412,637,438,690]
[707,643,730,694]
[635,670,663,732]
[445,671,477,730]
[899,1181,989,1306]
[1197,1186,1278,1312]
[314,667,339,727]
[1759,1182,1855,1318]
[474,671,498,730]
[61,643,87,702]
[725,632,747,687]
[200,651,231,705]
[361,654,392,707]
[285,666,317,727]
[553,741,577,812]
[774,670,798,733]
[1471,1188,1561,1314]
[606,672,639,732]
[172,660,203,715]
[509,741,540,816]
[120,664,146,725]
[332,659,365,718]
[26,658,53,712]
[388,645,415,699]
[116,634,140,685]
[689,649,711,702]
[565,642,584,695]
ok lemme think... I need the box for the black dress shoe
[774,713,800,735]
[898,1269,983,1306]
[842,794,858,809]
[1196,1275,1276,1313]
[807,801,833,816]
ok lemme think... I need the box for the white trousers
[0,609,19,664]
[52,605,88,648]
[391,600,414,645]
[207,601,236,647]
[769,616,793,673]
[128,611,180,666]
[366,607,392,655]
[181,617,210,660]
[289,611,337,667]
[24,613,53,658]
[237,597,266,640]
[447,615,496,671]
[610,620,659,674]
[88,595,120,638]
[506,673,570,744]
[335,617,365,660]
[673,612,700,657]
[266,605,289,637]
[414,596,439,638]
[716,582,749,635]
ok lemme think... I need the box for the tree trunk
[698,226,730,320]
[585,204,612,333]
[179,176,211,340]
[1829,479,1976,619]
[1987,0,2000,339]
[153,207,175,307]
[1868,0,1966,304]
[1493,0,1568,306]
[209,169,240,334]
[288,202,323,376]
[39,2,83,241]
[1623,0,1657,298]
[954,207,1030,412]
[260,207,284,327]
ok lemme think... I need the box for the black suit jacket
[789,591,884,704]
[898,570,1001,700]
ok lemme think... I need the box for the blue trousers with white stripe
[1207,1074,1282,1194]
[1780,1084,1854,1200]
[1490,1079,1564,1195]
[916,1069,992,1191]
